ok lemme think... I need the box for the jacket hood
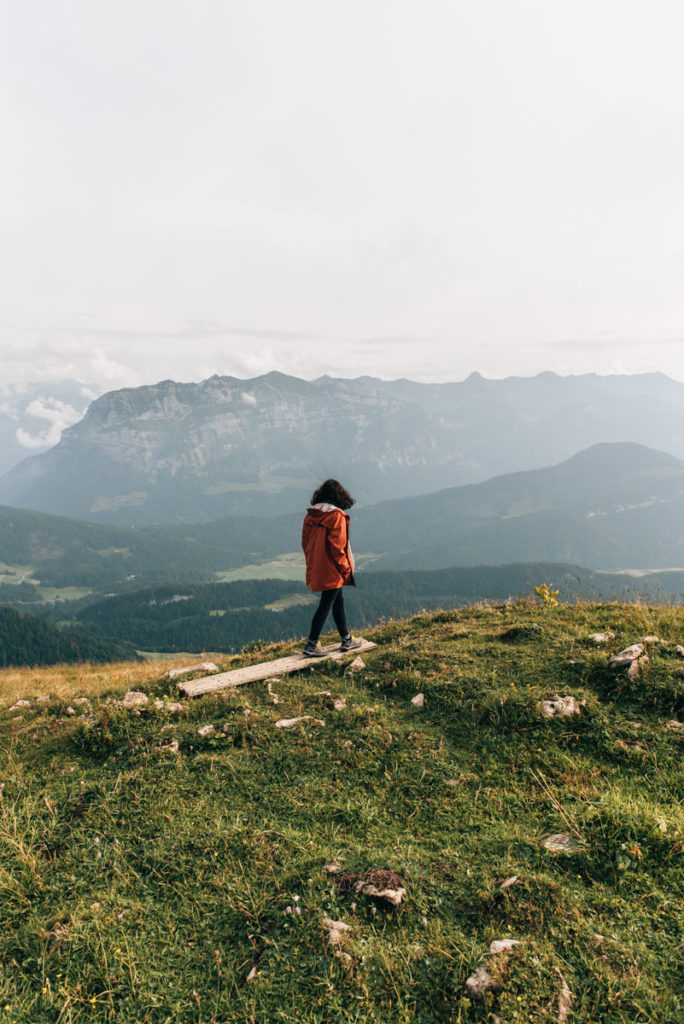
[306,502,349,523]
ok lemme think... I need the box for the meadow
[0,602,682,1023]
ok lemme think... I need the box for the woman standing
[301,479,363,657]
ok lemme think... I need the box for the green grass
[1,602,682,1023]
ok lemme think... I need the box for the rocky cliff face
[3,370,684,524]
[0,373,474,522]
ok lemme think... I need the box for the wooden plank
[177,639,378,698]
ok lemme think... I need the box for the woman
[301,479,363,657]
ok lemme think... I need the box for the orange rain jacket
[301,502,355,592]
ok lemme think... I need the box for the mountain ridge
[3,371,684,523]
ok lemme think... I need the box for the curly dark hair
[311,479,355,510]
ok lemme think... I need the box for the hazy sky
[2,0,684,393]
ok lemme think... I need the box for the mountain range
[2,442,684,615]
[3,370,684,523]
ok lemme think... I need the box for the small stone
[676,645,684,658]
[543,832,581,854]
[156,739,180,753]
[341,739,353,749]
[464,964,500,1000]
[9,699,30,711]
[66,706,76,716]
[275,716,325,729]
[540,695,584,718]
[627,659,643,682]
[197,724,216,738]
[168,662,219,679]
[246,965,258,984]
[120,691,149,709]
[499,875,520,890]
[411,693,425,708]
[36,694,50,703]
[344,656,365,676]
[588,632,615,643]
[489,939,521,955]
[640,635,662,645]
[322,916,351,948]
[610,644,645,669]
[325,859,343,875]
[72,698,91,708]
[665,719,683,731]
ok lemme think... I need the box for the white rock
[610,644,645,669]
[640,635,662,644]
[333,698,347,711]
[9,699,30,711]
[543,832,581,854]
[168,661,219,679]
[540,695,584,718]
[156,739,180,753]
[627,658,644,681]
[72,698,92,708]
[411,693,425,708]
[499,875,519,890]
[197,724,216,737]
[588,632,615,643]
[66,707,76,716]
[246,965,258,984]
[120,691,149,709]
[323,916,351,948]
[36,694,50,703]
[356,882,406,907]
[275,716,325,729]
[676,645,684,658]
[464,964,500,999]
[344,656,365,675]
[325,859,343,875]
[489,939,521,955]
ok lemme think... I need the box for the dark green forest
[0,606,140,667]
[56,563,664,653]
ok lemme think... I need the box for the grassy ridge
[0,603,682,1023]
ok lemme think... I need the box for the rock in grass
[540,695,584,718]
[322,916,351,948]
[543,832,581,854]
[464,963,500,999]
[610,644,645,669]
[120,691,149,709]
[337,869,407,908]
[9,699,31,711]
[464,938,522,1001]
[154,699,183,713]
[344,656,365,676]
[325,859,343,875]
[588,631,615,644]
[640,635,662,645]
[275,716,325,729]
[156,739,180,753]
[498,875,520,890]
[489,939,521,955]
[197,724,216,738]
[676,645,684,658]
[411,693,425,708]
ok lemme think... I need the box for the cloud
[16,397,84,450]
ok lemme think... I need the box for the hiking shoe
[302,641,327,658]
[340,635,363,652]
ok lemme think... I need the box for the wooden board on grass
[177,639,378,698]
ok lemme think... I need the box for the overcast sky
[2,0,684,395]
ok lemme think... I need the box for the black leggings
[308,588,349,643]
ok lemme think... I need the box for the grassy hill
[0,602,681,1022]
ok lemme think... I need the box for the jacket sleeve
[327,512,352,577]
